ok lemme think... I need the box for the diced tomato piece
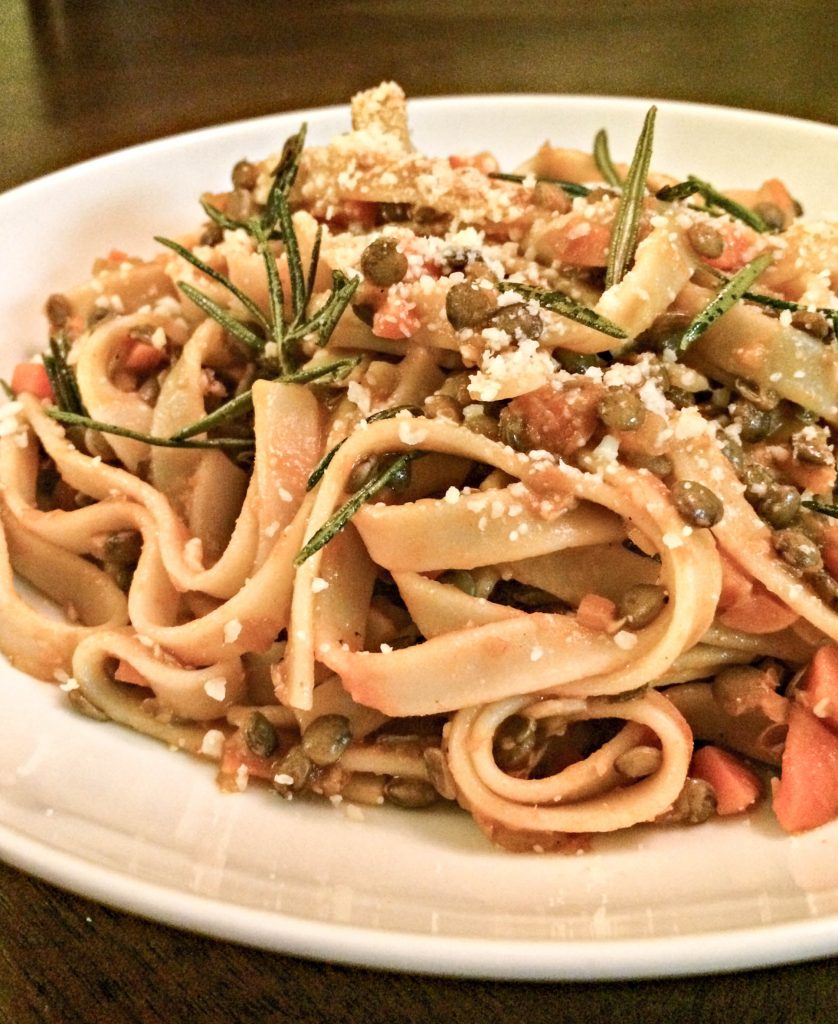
[576,593,618,632]
[449,151,500,175]
[690,745,762,816]
[372,295,421,339]
[501,381,603,459]
[10,362,53,401]
[702,220,762,273]
[773,703,838,833]
[122,340,166,374]
[799,645,838,733]
[541,217,613,267]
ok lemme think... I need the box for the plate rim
[1,92,837,980]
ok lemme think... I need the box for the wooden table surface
[1,1,837,1020]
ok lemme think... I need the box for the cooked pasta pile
[2,83,838,851]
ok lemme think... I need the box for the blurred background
[3,0,836,192]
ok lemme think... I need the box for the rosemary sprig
[802,500,838,520]
[287,270,360,349]
[200,198,247,233]
[656,176,769,233]
[701,265,838,333]
[593,128,622,188]
[294,452,424,565]
[262,123,307,230]
[46,409,254,449]
[43,335,87,415]
[677,251,774,352]
[0,379,13,400]
[497,281,627,340]
[488,172,591,198]
[274,193,306,322]
[304,224,324,315]
[605,106,657,290]
[173,356,362,441]
[306,405,423,491]
[176,282,266,352]
[155,235,271,336]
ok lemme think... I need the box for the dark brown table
[1,2,837,1020]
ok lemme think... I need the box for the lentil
[615,745,662,779]
[687,221,725,259]
[360,236,408,287]
[773,529,823,574]
[384,777,439,809]
[791,310,831,340]
[671,480,724,528]
[272,745,311,793]
[598,389,646,431]
[231,159,259,190]
[445,281,496,330]
[618,583,667,629]
[301,714,352,766]
[757,484,800,529]
[244,710,278,758]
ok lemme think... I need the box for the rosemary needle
[677,251,774,352]
[656,177,769,233]
[605,106,657,290]
[295,453,425,565]
[306,405,423,490]
[593,128,622,188]
[488,172,591,198]
[497,282,627,339]
[173,356,362,441]
[46,409,254,449]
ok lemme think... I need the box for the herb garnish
[802,500,838,520]
[677,251,774,352]
[47,410,255,449]
[44,123,360,452]
[306,405,423,490]
[488,172,591,198]
[294,452,426,565]
[605,106,657,290]
[497,281,627,339]
[593,129,622,188]
[656,176,769,233]
[702,265,838,335]
[43,336,87,416]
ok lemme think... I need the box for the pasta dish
[2,83,837,853]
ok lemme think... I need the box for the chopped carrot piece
[799,645,838,733]
[716,555,798,633]
[690,745,762,816]
[114,659,148,687]
[122,340,166,374]
[576,592,618,632]
[10,362,53,401]
[772,703,838,833]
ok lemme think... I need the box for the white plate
[1,96,837,981]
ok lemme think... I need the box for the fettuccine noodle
[2,83,838,851]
